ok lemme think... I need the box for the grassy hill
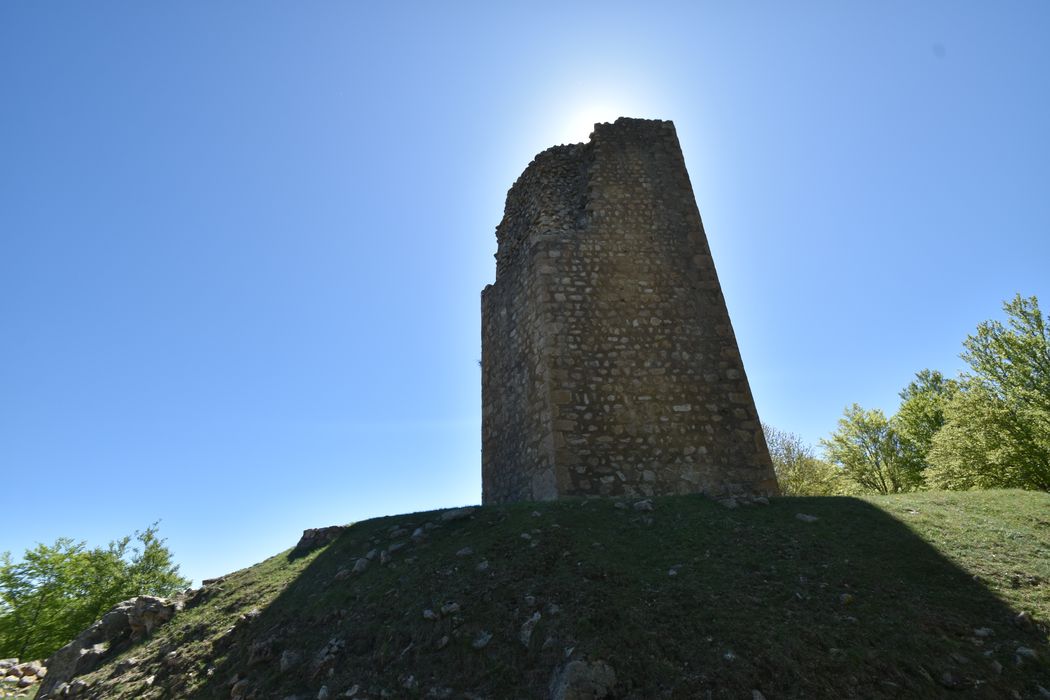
[44,490,1050,699]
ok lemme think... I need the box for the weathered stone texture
[482,117,778,504]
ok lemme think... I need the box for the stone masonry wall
[481,118,779,504]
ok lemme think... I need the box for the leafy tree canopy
[821,404,923,494]
[927,295,1050,490]
[763,423,850,496]
[894,369,959,475]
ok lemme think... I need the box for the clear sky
[3,2,1048,585]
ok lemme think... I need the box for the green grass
[67,490,1049,698]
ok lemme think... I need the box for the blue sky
[2,2,1048,584]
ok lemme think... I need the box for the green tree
[763,423,850,495]
[894,369,959,475]
[927,295,1050,490]
[821,404,923,494]
[0,524,189,661]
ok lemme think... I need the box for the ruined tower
[481,118,778,504]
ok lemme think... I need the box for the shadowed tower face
[481,118,779,504]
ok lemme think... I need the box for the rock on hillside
[35,491,1050,698]
[0,658,47,698]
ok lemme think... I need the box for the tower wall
[481,118,778,504]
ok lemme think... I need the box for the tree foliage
[0,524,189,661]
[926,295,1050,490]
[763,424,850,496]
[894,369,958,475]
[821,404,923,494]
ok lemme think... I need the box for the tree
[821,404,923,494]
[763,423,850,496]
[0,524,189,661]
[894,369,959,476]
[927,295,1050,490]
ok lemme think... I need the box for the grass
[62,490,1049,699]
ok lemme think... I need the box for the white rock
[440,507,478,522]
[549,660,616,700]
[1016,646,1038,661]
[520,612,541,647]
[279,650,301,673]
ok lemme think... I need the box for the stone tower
[481,117,778,504]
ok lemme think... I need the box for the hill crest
[36,490,1050,699]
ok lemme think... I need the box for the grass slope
[71,490,1048,699]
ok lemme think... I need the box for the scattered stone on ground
[1016,646,1038,662]
[0,659,48,698]
[795,513,819,523]
[280,650,302,673]
[549,660,616,700]
[520,612,541,647]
